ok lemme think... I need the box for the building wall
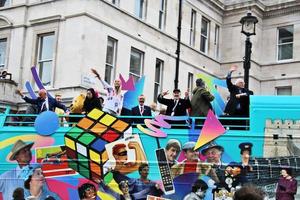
[0,0,300,110]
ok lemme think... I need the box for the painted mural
[0,69,299,200]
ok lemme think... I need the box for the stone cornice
[208,0,300,18]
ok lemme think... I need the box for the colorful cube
[64,108,130,179]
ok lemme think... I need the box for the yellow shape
[101,150,108,163]
[90,150,100,164]
[88,109,104,120]
[97,191,115,200]
[100,114,116,126]
[108,179,122,194]
[65,137,75,150]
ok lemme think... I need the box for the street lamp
[240,11,258,89]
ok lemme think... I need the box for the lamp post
[175,0,183,89]
[239,11,258,89]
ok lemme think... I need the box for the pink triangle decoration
[119,74,135,91]
[194,110,226,150]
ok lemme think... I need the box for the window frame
[187,72,194,94]
[135,0,147,20]
[276,86,292,96]
[0,37,8,69]
[158,0,167,30]
[277,25,294,62]
[214,24,220,59]
[105,36,118,85]
[189,9,196,47]
[200,17,210,54]
[129,47,144,82]
[154,58,164,102]
[36,32,56,87]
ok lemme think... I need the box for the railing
[0,106,250,130]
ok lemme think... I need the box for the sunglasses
[117,151,127,156]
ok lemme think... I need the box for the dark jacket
[157,94,191,116]
[191,87,214,117]
[276,177,297,200]
[131,105,152,124]
[224,73,253,116]
[23,96,67,114]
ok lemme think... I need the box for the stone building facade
[0,0,299,111]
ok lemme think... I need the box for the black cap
[239,142,253,155]
[201,142,224,155]
[173,88,181,93]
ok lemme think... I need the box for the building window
[105,37,117,84]
[278,26,293,61]
[188,72,193,94]
[111,0,119,6]
[200,17,209,53]
[0,0,9,7]
[154,59,163,102]
[214,25,220,59]
[129,48,144,82]
[0,38,7,69]
[190,9,196,47]
[135,0,147,19]
[276,86,292,95]
[37,33,55,86]
[158,0,166,30]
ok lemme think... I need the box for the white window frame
[214,24,220,59]
[277,25,293,62]
[276,86,292,96]
[200,17,210,53]
[0,0,10,7]
[188,72,194,94]
[0,38,8,69]
[158,0,167,30]
[111,0,120,6]
[190,9,196,47]
[154,58,164,102]
[105,36,117,84]
[135,0,147,20]
[36,32,55,87]
[129,47,144,82]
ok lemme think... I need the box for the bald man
[224,65,253,117]
[17,89,68,114]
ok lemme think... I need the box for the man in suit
[17,89,69,114]
[157,89,191,116]
[224,65,253,117]
[131,94,152,124]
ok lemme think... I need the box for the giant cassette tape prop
[64,108,130,180]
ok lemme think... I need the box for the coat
[191,87,214,117]
[276,177,297,200]
[23,96,67,114]
[224,74,253,116]
[157,94,191,116]
[131,105,152,124]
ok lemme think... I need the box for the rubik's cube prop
[64,108,130,180]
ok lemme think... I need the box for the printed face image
[113,146,128,163]
[166,147,179,162]
[31,168,45,188]
[140,166,149,178]
[184,149,199,161]
[16,147,32,164]
[204,148,222,164]
[83,186,96,200]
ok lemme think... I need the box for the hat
[182,141,196,151]
[239,142,253,155]
[166,139,181,150]
[173,89,181,93]
[201,142,224,155]
[9,140,34,161]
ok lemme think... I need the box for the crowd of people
[15,65,253,128]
